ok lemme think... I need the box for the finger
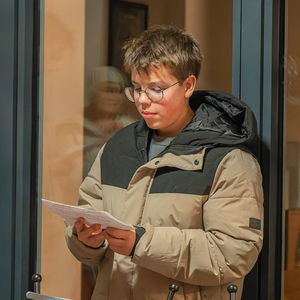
[105,227,130,239]
[85,232,106,248]
[74,217,86,233]
[102,230,121,241]
[103,230,135,249]
[91,224,103,235]
[86,230,105,241]
[79,223,101,239]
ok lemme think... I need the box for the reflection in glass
[59,66,137,179]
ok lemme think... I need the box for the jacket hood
[176,90,258,154]
[136,90,259,156]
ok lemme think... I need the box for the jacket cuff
[129,226,146,257]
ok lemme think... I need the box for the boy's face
[131,65,195,137]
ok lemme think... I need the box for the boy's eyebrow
[131,80,166,86]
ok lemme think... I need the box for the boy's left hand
[103,227,136,256]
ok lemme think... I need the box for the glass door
[283,1,300,300]
[40,1,233,299]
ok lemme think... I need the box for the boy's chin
[144,120,159,131]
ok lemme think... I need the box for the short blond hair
[123,25,203,81]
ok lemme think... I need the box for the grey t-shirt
[148,132,175,161]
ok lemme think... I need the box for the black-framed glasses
[124,81,180,102]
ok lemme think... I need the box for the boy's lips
[141,111,157,118]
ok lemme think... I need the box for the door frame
[232,1,285,299]
[0,0,41,298]
[0,0,285,299]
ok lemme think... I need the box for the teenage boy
[65,25,263,300]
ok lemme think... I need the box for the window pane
[42,1,85,298]
[40,1,232,299]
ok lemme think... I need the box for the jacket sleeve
[131,149,264,286]
[65,147,108,266]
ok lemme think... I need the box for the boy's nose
[138,91,151,104]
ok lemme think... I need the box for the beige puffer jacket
[65,91,264,300]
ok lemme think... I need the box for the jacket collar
[135,90,258,156]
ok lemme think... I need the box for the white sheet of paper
[42,199,134,230]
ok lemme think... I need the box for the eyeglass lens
[125,86,163,102]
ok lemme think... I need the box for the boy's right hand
[74,217,106,248]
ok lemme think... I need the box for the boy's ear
[184,75,197,98]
